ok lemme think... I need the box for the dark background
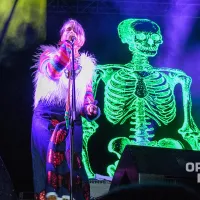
[1,0,200,196]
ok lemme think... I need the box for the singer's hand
[64,35,76,49]
[60,40,72,49]
[86,104,98,116]
[65,33,76,44]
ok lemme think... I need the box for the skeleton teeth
[136,43,158,52]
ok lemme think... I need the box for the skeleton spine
[129,98,154,145]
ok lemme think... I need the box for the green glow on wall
[82,18,200,178]
[0,0,46,51]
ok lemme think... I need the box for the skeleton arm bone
[81,65,123,177]
[159,68,200,138]
[176,75,200,135]
[81,65,113,178]
[177,74,200,150]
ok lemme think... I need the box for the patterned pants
[31,102,90,200]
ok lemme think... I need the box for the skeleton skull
[118,19,163,57]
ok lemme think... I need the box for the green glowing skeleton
[81,18,200,178]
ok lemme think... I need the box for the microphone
[71,36,76,42]
[65,36,76,45]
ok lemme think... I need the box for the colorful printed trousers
[31,102,90,200]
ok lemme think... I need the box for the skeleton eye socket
[136,33,146,40]
[151,34,161,41]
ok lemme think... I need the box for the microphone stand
[65,38,76,200]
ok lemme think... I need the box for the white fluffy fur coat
[32,45,96,111]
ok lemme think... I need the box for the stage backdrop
[64,9,200,179]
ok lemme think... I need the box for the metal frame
[47,0,200,18]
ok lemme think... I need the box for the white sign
[185,162,200,183]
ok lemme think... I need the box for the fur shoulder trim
[78,52,96,82]
[79,52,96,66]
[32,47,97,110]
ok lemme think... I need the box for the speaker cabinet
[110,145,200,194]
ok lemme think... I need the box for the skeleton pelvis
[157,138,184,149]
[108,137,184,160]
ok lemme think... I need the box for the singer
[31,19,100,200]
